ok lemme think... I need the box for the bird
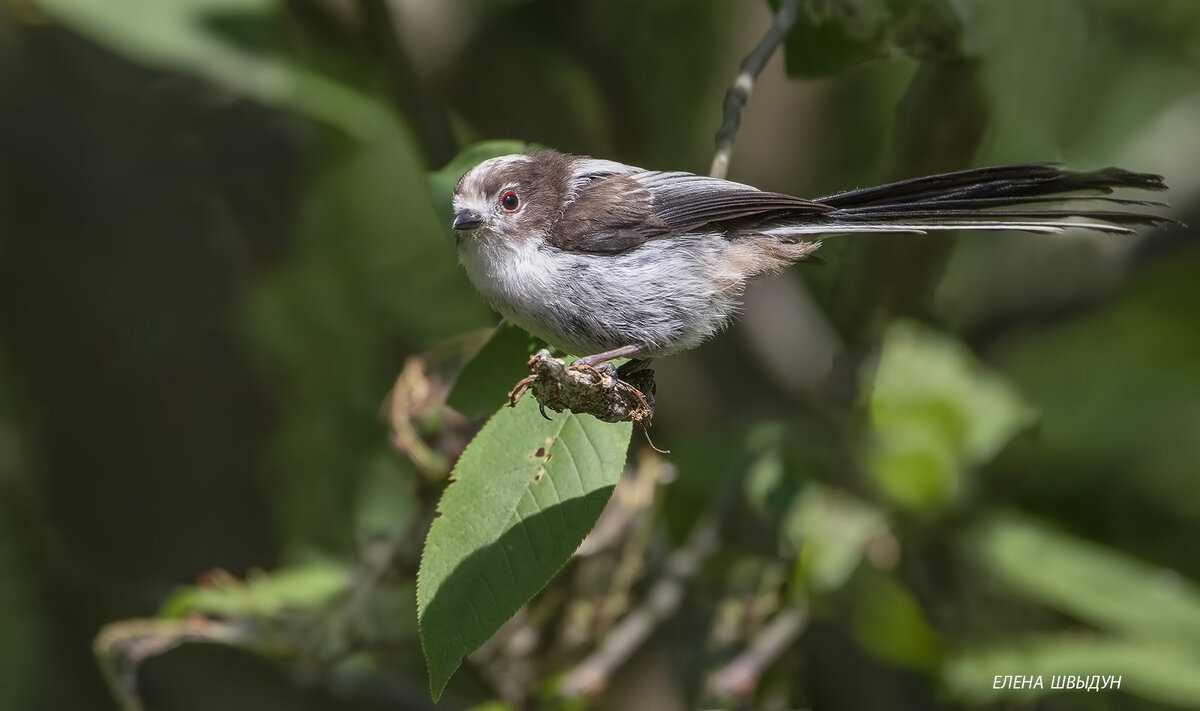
[450,149,1170,373]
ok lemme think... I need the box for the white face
[451,154,536,239]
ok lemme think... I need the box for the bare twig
[710,0,800,179]
[558,507,722,698]
[706,605,808,699]
[94,618,257,711]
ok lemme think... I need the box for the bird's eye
[500,190,520,213]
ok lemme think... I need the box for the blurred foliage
[1,0,1198,709]
[865,320,1036,513]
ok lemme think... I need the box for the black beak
[452,211,483,231]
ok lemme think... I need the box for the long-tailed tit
[451,150,1169,369]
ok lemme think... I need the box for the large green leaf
[447,322,546,420]
[967,512,1200,644]
[417,397,632,699]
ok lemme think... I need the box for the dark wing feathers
[550,171,830,253]
[819,164,1167,210]
[549,175,669,252]
[638,172,830,230]
[547,159,1171,253]
[805,164,1173,235]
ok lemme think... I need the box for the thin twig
[710,0,800,179]
[557,510,722,698]
[706,605,808,699]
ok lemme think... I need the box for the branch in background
[95,618,257,711]
[706,605,808,699]
[557,508,722,698]
[355,0,457,166]
[710,0,800,179]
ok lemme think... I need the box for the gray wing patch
[549,170,833,253]
[637,172,832,230]
[550,175,670,252]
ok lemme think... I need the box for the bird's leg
[571,344,645,369]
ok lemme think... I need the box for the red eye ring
[500,190,520,213]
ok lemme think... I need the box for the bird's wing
[551,165,830,253]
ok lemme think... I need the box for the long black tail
[775,164,1173,236]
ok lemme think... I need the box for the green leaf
[159,562,350,619]
[945,635,1200,706]
[447,322,546,420]
[36,0,393,138]
[417,397,632,699]
[851,572,941,669]
[781,0,893,77]
[967,512,1200,645]
[0,505,49,710]
[865,320,1036,512]
[776,0,969,77]
[428,140,533,235]
[784,483,885,593]
[249,120,490,552]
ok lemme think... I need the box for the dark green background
[1,1,1198,709]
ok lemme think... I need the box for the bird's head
[451,151,573,243]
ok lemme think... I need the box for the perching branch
[710,0,800,179]
[509,350,655,425]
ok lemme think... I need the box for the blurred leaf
[967,512,1200,644]
[250,121,491,552]
[965,0,1200,164]
[354,454,419,547]
[865,320,1036,512]
[417,397,631,699]
[780,0,892,77]
[993,246,1200,518]
[159,562,350,619]
[428,140,534,234]
[777,0,966,77]
[945,635,1200,706]
[447,322,545,420]
[785,483,885,593]
[0,505,48,710]
[37,0,392,138]
[657,428,748,543]
[467,702,517,711]
[296,126,491,343]
[344,581,418,651]
[742,423,787,519]
[851,572,941,669]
